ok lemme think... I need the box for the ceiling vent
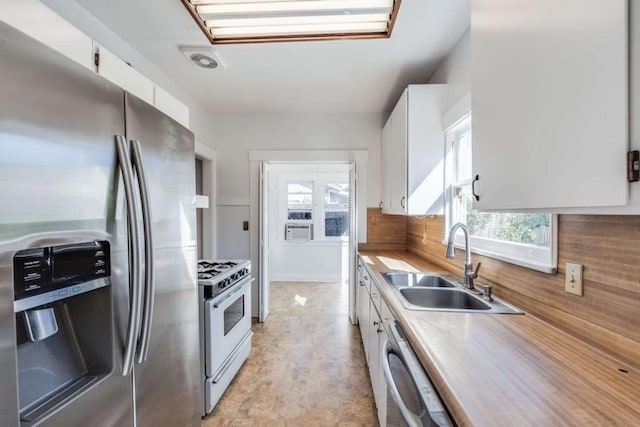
[180,0,402,45]
[179,46,226,69]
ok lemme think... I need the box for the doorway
[258,161,358,323]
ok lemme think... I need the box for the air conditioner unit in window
[285,223,313,241]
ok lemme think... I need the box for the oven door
[204,277,252,377]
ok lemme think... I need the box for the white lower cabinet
[357,262,392,427]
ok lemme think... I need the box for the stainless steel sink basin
[382,272,457,288]
[381,271,522,314]
[399,288,491,311]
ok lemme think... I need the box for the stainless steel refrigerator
[0,21,201,426]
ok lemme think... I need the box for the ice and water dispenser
[13,240,113,424]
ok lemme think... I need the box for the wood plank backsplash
[405,215,640,370]
[359,208,407,251]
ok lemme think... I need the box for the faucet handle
[472,262,482,278]
[478,283,493,301]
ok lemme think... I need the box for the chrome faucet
[445,223,481,290]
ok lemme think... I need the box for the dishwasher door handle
[381,338,423,427]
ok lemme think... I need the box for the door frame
[195,141,216,259]
[249,150,368,324]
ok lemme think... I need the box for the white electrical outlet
[565,263,583,296]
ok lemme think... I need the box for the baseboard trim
[270,274,342,283]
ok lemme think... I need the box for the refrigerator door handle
[130,139,155,364]
[115,136,144,376]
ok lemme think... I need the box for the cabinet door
[95,44,154,106]
[380,117,393,213]
[471,0,628,210]
[359,283,370,363]
[388,90,408,214]
[368,306,382,409]
[0,1,94,71]
[154,86,190,129]
[406,85,447,215]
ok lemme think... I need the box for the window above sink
[444,113,558,274]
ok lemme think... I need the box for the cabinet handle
[377,328,383,334]
[472,174,480,202]
[379,201,383,209]
[400,196,405,209]
[373,321,380,326]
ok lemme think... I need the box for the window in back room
[287,181,313,221]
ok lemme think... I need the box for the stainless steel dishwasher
[382,321,454,427]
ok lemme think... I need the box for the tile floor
[201,281,378,427]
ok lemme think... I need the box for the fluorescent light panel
[195,0,393,16]
[185,0,400,43]
[212,21,388,38]
[206,13,389,28]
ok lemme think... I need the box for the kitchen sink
[399,288,491,311]
[382,272,457,288]
[386,279,523,314]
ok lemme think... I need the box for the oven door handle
[213,279,250,309]
[212,331,253,383]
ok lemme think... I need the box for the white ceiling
[74,0,469,114]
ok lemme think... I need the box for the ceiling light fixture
[191,53,218,68]
[179,46,226,69]
[180,0,402,44]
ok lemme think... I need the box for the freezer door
[125,93,201,427]
[0,21,135,427]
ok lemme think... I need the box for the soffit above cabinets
[180,0,402,44]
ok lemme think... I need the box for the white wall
[213,113,383,259]
[427,28,471,111]
[268,164,349,283]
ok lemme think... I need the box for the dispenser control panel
[13,240,111,305]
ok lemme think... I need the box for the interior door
[259,162,271,323]
[348,162,358,324]
[124,93,201,427]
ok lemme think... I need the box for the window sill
[441,240,557,274]
[276,240,347,247]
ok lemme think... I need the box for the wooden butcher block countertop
[358,251,640,427]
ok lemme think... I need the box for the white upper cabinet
[471,0,628,211]
[1,1,191,131]
[0,0,94,70]
[94,43,155,106]
[154,86,190,129]
[381,85,447,215]
[381,116,393,211]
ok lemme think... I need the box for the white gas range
[197,260,252,416]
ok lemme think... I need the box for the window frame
[285,180,314,222]
[321,180,350,241]
[444,114,558,274]
[278,173,350,244]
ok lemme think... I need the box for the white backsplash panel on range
[197,260,252,416]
